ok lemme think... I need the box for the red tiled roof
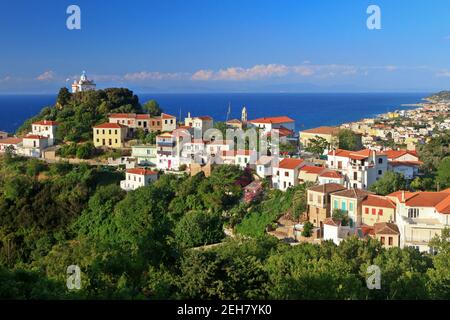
[308,183,346,193]
[388,190,450,214]
[249,116,295,124]
[0,137,22,144]
[161,113,176,119]
[266,126,295,137]
[328,148,385,160]
[374,222,400,235]
[388,160,423,167]
[278,158,304,169]
[362,194,396,209]
[32,120,59,126]
[384,149,418,160]
[126,168,158,175]
[323,217,341,226]
[94,123,127,129]
[301,126,340,135]
[24,134,47,140]
[109,113,136,118]
[332,188,373,199]
[300,165,325,174]
[136,114,151,119]
[319,170,342,178]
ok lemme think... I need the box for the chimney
[401,190,405,203]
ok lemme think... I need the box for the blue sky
[1,0,450,93]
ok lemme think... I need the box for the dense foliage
[17,88,142,142]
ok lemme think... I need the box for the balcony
[157,141,175,147]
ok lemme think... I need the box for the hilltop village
[0,73,449,254]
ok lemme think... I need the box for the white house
[0,131,7,139]
[256,155,275,178]
[161,113,177,132]
[131,145,157,166]
[184,114,214,134]
[318,170,344,185]
[71,71,96,93]
[323,217,352,245]
[384,150,422,180]
[120,168,158,191]
[272,158,306,191]
[248,116,295,135]
[31,120,58,146]
[235,150,258,169]
[0,137,22,153]
[21,134,48,157]
[327,149,388,190]
[387,190,450,253]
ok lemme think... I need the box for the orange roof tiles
[24,134,47,140]
[32,120,59,126]
[126,168,158,175]
[94,123,127,129]
[301,126,340,135]
[277,158,304,169]
[362,194,396,209]
[0,137,22,144]
[249,116,295,124]
[319,170,342,178]
[300,165,325,174]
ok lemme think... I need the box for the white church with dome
[71,71,96,93]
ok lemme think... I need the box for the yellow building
[361,194,396,226]
[93,123,127,148]
[299,126,340,150]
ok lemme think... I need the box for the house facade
[307,183,347,229]
[120,168,158,191]
[93,123,127,148]
[327,149,388,189]
[272,158,305,191]
[387,190,450,253]
[31,120,58,146]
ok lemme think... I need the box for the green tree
[304,136,330,157]
[56,87,72,107]
[436,157,450,189]
[174,210,224,248]
[369,171,406,195]
[427,228,450,299]
[338,129,361,151]
[142,100,162,116]
[332,209,349,226]
[301,222,314,237]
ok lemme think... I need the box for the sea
[0,92,428,134]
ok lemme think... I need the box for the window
[102,130,105,134]
[317,195,321,203]
[378,170,382,175]
[285,171,289,177]
[115,130,118,135]
[388,237,393,246]
[378,158,383,164]
[96,138,99,142]
[380,236,385,245]
[365,207,369,214]
[333,199,338,209]
[353,172,358,180]
[372,208,376,215]
[96,129,99,134]
[408,208,419,218]
[309,194,313,201]
[331,161,334,166]
[341,201,346,211]
[378,209,383,216]
[109,139,112,146]
[349,202,354,212]
[109,130,112,135]
[115,139,118,143]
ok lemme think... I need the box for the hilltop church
[71,71,96,93]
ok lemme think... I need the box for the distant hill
[17,87,142,142]
[426,91,450,102]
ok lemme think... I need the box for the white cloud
[123,71,185,81]
[436,69,450,77]
[36,70,55,81]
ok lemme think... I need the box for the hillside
[16,88,142,142]
[426,91,450,102]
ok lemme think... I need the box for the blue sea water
[0,92,428,134]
